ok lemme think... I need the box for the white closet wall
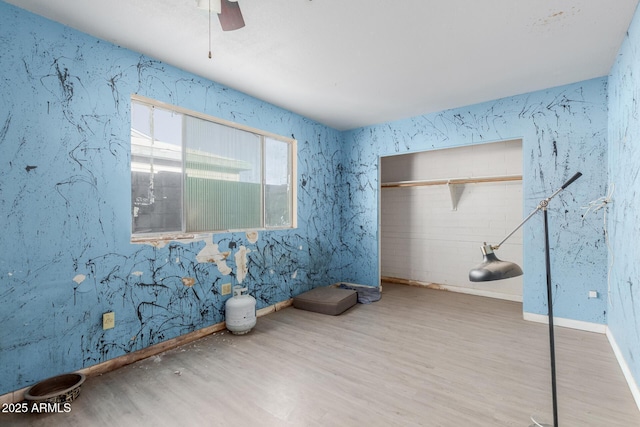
[380,139,523,301]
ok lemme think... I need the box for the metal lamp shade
[469,251,523,282]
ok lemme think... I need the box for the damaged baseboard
[381,276,522,302]
[0,297,293,405]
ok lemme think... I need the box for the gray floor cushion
[293,286,358,315]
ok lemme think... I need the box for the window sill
[131,233,201,245]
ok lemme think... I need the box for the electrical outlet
[588,290,598,299]
[103,312,115,330]
[221,283,232,295]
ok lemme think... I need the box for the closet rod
[381,174,522,188]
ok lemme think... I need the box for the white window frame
[130,94,297,242]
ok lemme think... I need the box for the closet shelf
[381,174,522,188]
[381,174,522,210]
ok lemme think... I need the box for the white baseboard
[606,328,640,412]
[523,312,607,334]
[522,313,640,413]
[386,278,638,411]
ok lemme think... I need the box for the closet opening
[379,139,523,301]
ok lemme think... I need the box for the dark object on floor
[293,286,358,315]
[24,372,86,404]
[337,283,381,304]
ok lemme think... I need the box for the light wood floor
[3,283,639,426]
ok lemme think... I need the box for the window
[130,96,296,238]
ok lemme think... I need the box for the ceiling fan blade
[218,0,245,31]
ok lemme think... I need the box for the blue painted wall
[0,2,346,394]
[0,0,628,397]
[608,3,640,394]
[343,80,609,322]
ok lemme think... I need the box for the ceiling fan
[196,0,245,31]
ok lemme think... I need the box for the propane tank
[225,286,256,335]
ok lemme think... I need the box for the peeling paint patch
[73,274,86,284]
[235,245,251,284]
[181,277,196,287]
[246,230,258,244]
[0,1,346,396]
[196,241,232,275]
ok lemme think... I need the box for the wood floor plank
[2,283,638,426]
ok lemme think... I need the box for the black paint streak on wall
[0,112,10,145]
[79,243,231,363]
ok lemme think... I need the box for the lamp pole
[469,171,582,427]
[542,203,558,427]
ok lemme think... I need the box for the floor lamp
[469,172,582,427]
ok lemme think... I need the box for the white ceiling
[6,0,639,130]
